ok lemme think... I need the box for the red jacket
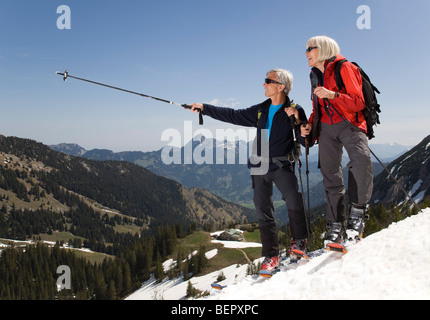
[309,54,366,135]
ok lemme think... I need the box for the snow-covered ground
[126,231,262,300]
[127,209,430,300]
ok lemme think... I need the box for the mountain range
[2,133,428,240]
[372,134,430,205]
[0,135,256,235]
[50,139,412,210]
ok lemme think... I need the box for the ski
[211,283,227,290]
[291,248,327,261]
[325,235,364,253]
[325,242,348,253]
[211,265,281,291]
[290,249,310,260]
[325,226,367,253]
[259,268,280,278]
[210,249,325,291]
[258,250,323,278]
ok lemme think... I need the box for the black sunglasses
[264,78,282,85]
[306,46,318,53]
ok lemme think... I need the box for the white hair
[306,35,341,62]
[266,68,293,96]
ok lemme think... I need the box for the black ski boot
[324,221,344,249]
[346,204,369,242]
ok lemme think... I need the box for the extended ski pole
[55,70,203,125]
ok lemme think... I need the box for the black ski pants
[252,165,309,258]
[319,121,374,223]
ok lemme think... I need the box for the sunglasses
[306,46,318,53]
[264,78,282,85]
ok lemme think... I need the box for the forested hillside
[0,134,255,299]
[0,135,255,228]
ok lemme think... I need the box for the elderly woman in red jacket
[301,35,374,248]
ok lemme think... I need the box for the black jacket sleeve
[202,103,259,128]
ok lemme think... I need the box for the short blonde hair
[306,36,340,62]
[266,68,293,96]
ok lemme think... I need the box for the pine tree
[216,271,226,282]
[196,246,208,274]
[115,263,123,296]
[122,262,132,295]
[95,273,107,300]
[175,246,184,274]
[107,280,117,300]
[186,281,200,299]
[154,251,164,283]
[182,261,189,281]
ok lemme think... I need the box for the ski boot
[289,238,308,260]
[346,204,369,242]
[324,222,347,253]
[259,256,279,278]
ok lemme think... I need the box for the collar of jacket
[311,67,324,86]
[259,96,291,112]
[312,54,347,86]
[324,54,347,73]
[256,96,291,130]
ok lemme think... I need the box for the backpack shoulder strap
[256,99,271,127]
[334,59,347,91]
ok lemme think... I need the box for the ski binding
[291,249,310,260]
[325,242,348,253]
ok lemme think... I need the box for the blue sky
[1,0,429,152]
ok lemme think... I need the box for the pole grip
[289,115,296,125]
[182,104,203,125]
[56,70,69,81]
[198,110,203,125]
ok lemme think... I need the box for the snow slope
[126,232,262,300]
[127,209,430,300]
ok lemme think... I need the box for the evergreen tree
[95,273,107,300]
[115,263,123,297]
[154,252,164,283]
[107,280,117,300]
[122,262,132,295]
[186,281,199,299]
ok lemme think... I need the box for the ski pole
[55,70,203,125]
[304,135,311,218]
[289,115,311,242]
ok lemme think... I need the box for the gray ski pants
[319,121,374,223]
